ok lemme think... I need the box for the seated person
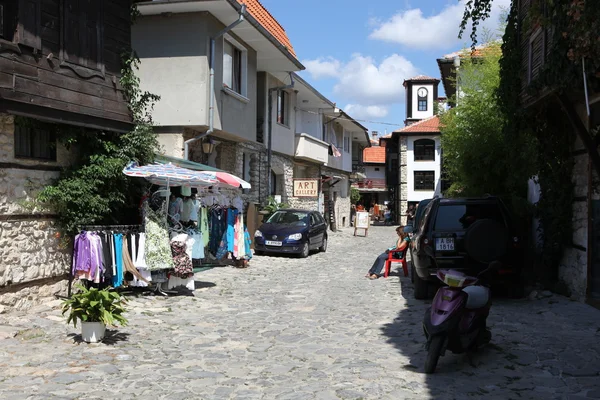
[365,226,410,279]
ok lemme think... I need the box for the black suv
[410,196,523,299]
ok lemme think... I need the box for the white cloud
[301,53,418,122]
[344,104,389,120]
[332,53,418,105]
[302,57,341,80]
[369,0,511,49]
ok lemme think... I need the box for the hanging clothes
[122,236,149,284]
[170,241,193,278]
[132,233,151,287]
[200,207,209,247]
[209,207,226,256]
[72,231,103,280]
[190,231,204,260]
[145,204,174,271]
[113,233,124,287]
[226,208,239,253]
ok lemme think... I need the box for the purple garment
[72,231,103,279]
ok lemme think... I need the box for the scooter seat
[462,286,490,309]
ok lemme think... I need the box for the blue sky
[260,0,510,135]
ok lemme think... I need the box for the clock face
[417,87,428,97]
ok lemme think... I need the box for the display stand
[353,211,370,237]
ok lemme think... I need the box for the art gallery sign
[293,179,319,197]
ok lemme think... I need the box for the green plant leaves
[61,287,128,328]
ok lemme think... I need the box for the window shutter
[18,0,41,50]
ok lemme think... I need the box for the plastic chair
[384,249,408,278]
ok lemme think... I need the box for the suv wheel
[414,271,429,300]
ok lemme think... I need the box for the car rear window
[434,203,505,231]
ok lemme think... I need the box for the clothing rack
[67,224,145,297]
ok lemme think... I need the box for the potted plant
[261,196,289,220]
[62,285,128,343]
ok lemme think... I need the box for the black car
[254,209,328,258]
[410,196,523,299]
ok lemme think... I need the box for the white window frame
[343,135,350,153]
[223,34,248,101]
[276,90,289,127]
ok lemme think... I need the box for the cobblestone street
[1,225,599,399]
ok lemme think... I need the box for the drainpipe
[184,5,246,160]
[266,73,295,197]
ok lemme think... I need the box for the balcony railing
[351,178,387,189]
[294,133,329,164]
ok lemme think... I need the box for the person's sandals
[369,274,379,280]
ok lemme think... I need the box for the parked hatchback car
[254,209,328,258]
[410,196,523,299]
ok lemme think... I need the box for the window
[374,168,380,171]
[322,123,327,141]
[14,124,57,161]
[223,36,247,97]
[528,28,545,84]
[414,139,435,161]
[418,98,427,111]
[414,171,435,191]
[242,152,251,183]
[434,204,505,231]
[0,1,16,41]
[63,0,103,71]
[277,90,288,125]
[343,136,350,153]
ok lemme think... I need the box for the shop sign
[293,179,319,197]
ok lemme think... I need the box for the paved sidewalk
[0,225,599,399]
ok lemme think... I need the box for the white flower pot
[81,322,106,343]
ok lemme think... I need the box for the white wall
[342,130,352,172]
[407,135,442,202]
[364,165,385,180]
[133,13,258,142]
[269,74,296,156]
[410,83,435,120]
[133,14,209,127]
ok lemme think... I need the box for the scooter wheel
[425,336,444,374]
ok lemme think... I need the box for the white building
[384,75,442,224]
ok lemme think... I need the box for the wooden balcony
[351,178,387,191]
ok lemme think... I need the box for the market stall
[68,160,252,296]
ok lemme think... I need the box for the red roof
[239,0,296,57]
[393,115,441,134]
[363,146,386,164]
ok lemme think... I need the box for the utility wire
[294,107,404,128]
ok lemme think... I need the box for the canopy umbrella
[122,162,219,187]
[200,171,251,189]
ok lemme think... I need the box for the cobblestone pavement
[1,225,600,399]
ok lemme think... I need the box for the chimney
[372,131,378,140]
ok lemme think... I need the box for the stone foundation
[557,141,593,301]
[0,114,73,310]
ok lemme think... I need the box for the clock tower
[403,75,440,126]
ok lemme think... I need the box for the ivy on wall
[459,0,589,281]
[36,6,160,235]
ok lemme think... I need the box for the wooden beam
[556,93,600,178]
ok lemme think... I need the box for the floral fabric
[171,241,193,278]
[144,204,174,271]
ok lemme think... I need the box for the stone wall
[558,147,590,301]
[0,114,72,309]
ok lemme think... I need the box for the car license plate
[265,240,282,246]
[435,237,455,251]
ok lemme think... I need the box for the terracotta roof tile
[407,74,439,81]
[363,146,386,164]
[238,0,296,57]
[393,115,441,134]
[439,41,502,61]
